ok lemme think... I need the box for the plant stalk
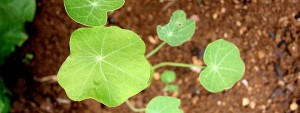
[145,42,167,58]
[125,100,146,112]
[153,62,206,70]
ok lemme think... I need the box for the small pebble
[222,101,226,106]
[220,0,225,4]
[212,13,218,20]
[257,50,265,59]
[190,15,200,22]
[223,33,229,38]
[190,67,201,73]
[250,101,256,109]
[190,56,203,73]
[239,26,247,35]
[220,7,226,13]
[290,101,298,111]
[148,36,158,44]
[242,97,250,106]
[154,72,160,80]
[236,21,242,27]
[241,79,249,87]
[192,97,199,105]
[192,56,203,66]
[217,100,222,106]
[277,80,285,86]
[56,98,71,104]
[254,66,259,71]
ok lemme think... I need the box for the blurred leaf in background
[0,0,36,65]
[0,78,11,113]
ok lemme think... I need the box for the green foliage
[199,39,245,92]
[22,53,34,64]
[0,0,36,65]
[57,26,151,107]
[64,0,125,26]
[161,70,176,84]
[0,78,10,113]
[157,10,196,46]
[161,70,179,93]
[146,96,182,113]
[165,84,179,93]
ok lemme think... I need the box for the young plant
[161,70,179,93]
[58,0,245,112]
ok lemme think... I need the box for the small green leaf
[164,84,179,93]
[157,10,196,46]
[22,53,34,64]
[64,0,125,26]
[161,70,176,84]
[57,26,151,107]
[199,39,245,92]
[146,96,182,113]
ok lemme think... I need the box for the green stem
[153,62,206,70]
[145,42,167,58]
[125,100,146,112]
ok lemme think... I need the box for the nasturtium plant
[64,0,125,26]
[161,70,176,84]
[0,0,36,65]
[60,0,246,112]
[157,10,196,46]
[57,26,151,107]
[199,39,245,92]
[146,96,182,113]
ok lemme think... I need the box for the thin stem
[125,100,146,112]
[145,42,167,58]
[153,62,206,70]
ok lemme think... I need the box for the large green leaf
[157,10,196,46]
[58,26,151,107]
[146,96,182,113]
[199,39,245,92]
[0,0,36,65]
[64,0,125,26]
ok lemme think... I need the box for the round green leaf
[57,26,151,107]
[157,10,196,46]
[64,0,125,26]
[199,39,245,92]
[146,96,182,113]
[161,70,176,84]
